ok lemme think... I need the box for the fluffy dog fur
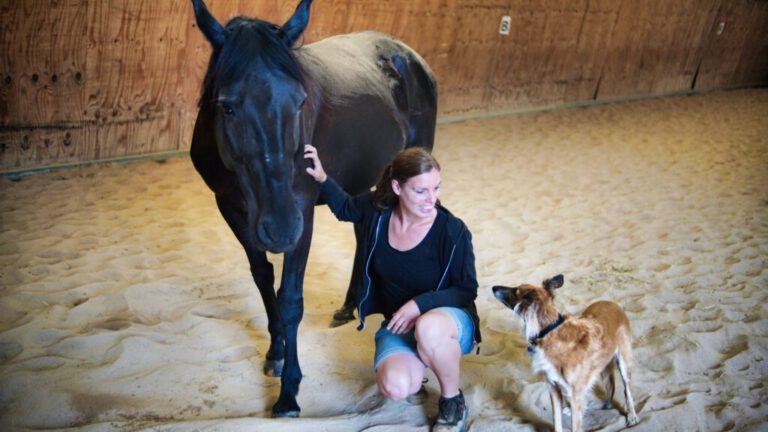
[492,274,639,432]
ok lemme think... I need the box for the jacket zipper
[435,244,456,292]
[437,230,478,349]
[357,214,383,331]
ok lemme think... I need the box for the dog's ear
[543,274,564,291]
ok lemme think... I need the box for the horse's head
[193,0,313,253]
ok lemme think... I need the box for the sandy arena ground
[1,88,767,431]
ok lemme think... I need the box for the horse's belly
[315,95,404,196]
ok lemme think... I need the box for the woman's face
[392,168,441,218]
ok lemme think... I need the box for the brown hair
[372,147,441,210]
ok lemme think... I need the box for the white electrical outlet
[499,16,511,35]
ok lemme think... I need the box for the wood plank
[437,1,509,114]
[598,0,720,99]
[2,0,768,173]
[695,0,768,89]
[732,1,768,84]
[489,0,600,110]
[0,0,88,170]
[0,0,87,126]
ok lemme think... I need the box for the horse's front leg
[271,206,314,418]
[245,251,284,377]
[215,196,285,377]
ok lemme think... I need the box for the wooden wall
[1,0,767,174]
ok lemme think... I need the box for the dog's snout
[492,285,517,307]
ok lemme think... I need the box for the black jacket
[320,177,482,344]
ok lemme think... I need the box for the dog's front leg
[549,385,563,432]
[570,393,584,432]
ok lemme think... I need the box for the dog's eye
[522,292,535,303]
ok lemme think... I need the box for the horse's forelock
[200,17,304,106]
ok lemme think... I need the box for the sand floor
[1,88,767,431]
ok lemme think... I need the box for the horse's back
[299,31,435,101]
[299,31,437,196]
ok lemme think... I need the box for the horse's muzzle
[254,213,303,253]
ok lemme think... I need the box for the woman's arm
[304,144,373,224]
[304,144,328,183]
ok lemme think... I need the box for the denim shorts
[373,307,475,370]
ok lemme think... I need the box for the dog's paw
[626,412,639,426]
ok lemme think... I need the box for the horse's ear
[281,0,313,46]
[192,0,227,50]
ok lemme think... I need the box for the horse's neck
[300,81,322,146]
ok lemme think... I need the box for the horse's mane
[199,17,304,107]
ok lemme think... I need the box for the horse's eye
[295,98,305,116]
[220,103,235,116]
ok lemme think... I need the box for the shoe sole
[432,406,468,432]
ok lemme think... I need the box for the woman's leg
[414,309,462,398]
[376,352,425,400]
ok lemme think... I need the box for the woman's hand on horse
[304,144,327,183]
[387,300,421,334]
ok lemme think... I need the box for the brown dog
[492,274,639,432]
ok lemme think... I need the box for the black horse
[190,0,437,417]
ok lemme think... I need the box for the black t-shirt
[372,211,448,318]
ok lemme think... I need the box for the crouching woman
[304,144,481,432]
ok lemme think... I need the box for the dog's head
[492,274,564,339]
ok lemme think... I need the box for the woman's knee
[376,355,423,400]
[415,310,457,348]
[378,370,411,400]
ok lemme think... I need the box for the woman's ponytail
[372,163,397,210]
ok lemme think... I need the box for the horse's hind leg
[330,222,363,327]
[216,196,284,377]
[388,51,437,151]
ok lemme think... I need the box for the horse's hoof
[263,359,284,377]
[272,396,301,418]
[329,317,352,328]
[271,409,300,418]
[329,307,355,328]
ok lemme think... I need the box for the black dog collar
[527,314,565,353]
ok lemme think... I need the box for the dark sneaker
[432,390,468,432]
[405,385,427,405]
